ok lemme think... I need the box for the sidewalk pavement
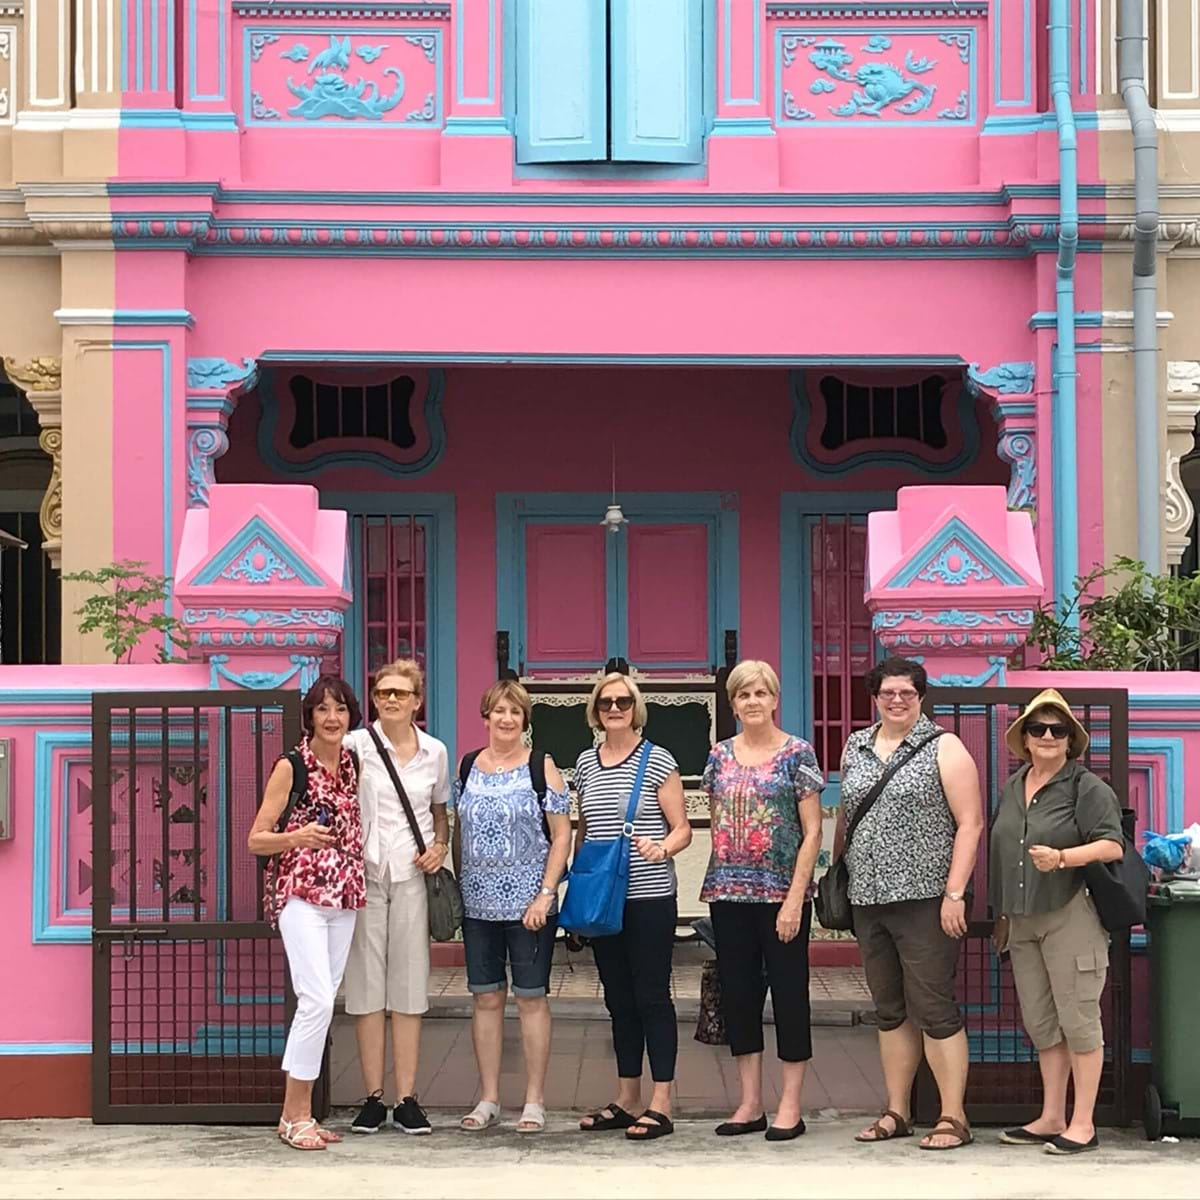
[2,1113,1191,1200]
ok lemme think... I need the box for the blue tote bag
[559,741,653,938]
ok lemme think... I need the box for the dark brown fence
[915,686,1132,1126]
[91,690,306,1123]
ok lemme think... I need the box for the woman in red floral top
[248,675,366,1151]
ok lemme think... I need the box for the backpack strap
[276,748,308,835]
[528,750,547,802]
[458,748,484,790]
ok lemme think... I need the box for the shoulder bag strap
[843,730,944,853]
[458,748,484,790]
[622,741,655,834]
[367,726,427,856]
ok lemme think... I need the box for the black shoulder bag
[1080,793,1149,933]
[815,731,944,932]
[367,727,463,942]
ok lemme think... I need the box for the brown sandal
[920,1115,974,1151]
[855,1109,913,1142]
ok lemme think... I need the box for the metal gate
[91,689,305,1123]
[915,686,1133,1126]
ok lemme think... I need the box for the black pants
[710,899,813,1063]
[590,895,678,1082]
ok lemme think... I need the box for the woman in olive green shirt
[990,689,1123,1156]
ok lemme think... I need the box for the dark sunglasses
[1025,721,1070,740]
[596,695,635,713]
[374,686,416,701]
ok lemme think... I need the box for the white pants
[278,897,358,1081]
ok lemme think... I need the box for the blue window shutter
[609,0,704,164]
[514,0,608,164]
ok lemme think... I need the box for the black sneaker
[350,1090,388,1134]
[394,1094,432,1135]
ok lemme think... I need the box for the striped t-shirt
[573,740,679,901]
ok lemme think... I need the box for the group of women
[248,654,1125,1156]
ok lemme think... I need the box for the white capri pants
[278,897,358,1081]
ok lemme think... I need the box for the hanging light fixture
[600,444,627,534]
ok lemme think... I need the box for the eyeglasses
[596,695,635,713]
[374,687,416,701]
[1025,721,1070,740]
[876,688,919,703]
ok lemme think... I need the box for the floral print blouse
[700,736,825,904]
[268,736,367,926]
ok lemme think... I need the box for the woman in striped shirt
[574,672,691,1142]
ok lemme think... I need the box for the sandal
[580,1104,636,1131]
[626,1109,674,1141]
[279,1118,326,1151]
[517,1102,546,1133]
[855,1109,913,1143]
[315,1126,342,1144]
[920,1115,974,1151]
[460,1100,501,1131]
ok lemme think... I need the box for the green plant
[63,559,191,663]
[1025,556,1200,671]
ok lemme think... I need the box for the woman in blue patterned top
[453,679,571,1134]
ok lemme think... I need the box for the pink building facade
[1,1,1196,1119]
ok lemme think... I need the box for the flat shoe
[715,1114,768,1137]
[999,1126,1058,1146]
[517,1102,545,1134]
[626,1109,674,1141]
[1045,1134,1099,1155]
[766,1118,806,1142]
[580,1104,635,1131]
[460,1101,501,1131]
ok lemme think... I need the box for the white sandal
[517,1102,546,1133]
[460,1100,501,1131]
[279,1117,326,1151]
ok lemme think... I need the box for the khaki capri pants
[1007,886,1109,1054]
[343,868,431,1016]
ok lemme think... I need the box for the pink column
[180,0,240,179]
[441,0,511,188]
[709,0,777,188]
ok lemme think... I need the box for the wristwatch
[944,890,964,902]
[539,886,556,898]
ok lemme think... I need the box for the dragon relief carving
[284,35,405,121]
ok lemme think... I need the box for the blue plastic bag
[1141,831,1192,872]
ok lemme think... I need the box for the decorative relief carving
[186,427,229,507]
[967,361,1035,395]
[1168,361,1200,398]
[243,26,443,127]
[1164,389,1200,566]
[0,25,12,124]
[775,27,976,126]
[3,357,63,566]
[3,356,62,392]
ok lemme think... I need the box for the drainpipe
[1049,0,1079,618]
[1118,0,1162,571]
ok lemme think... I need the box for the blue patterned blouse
[454,759,571,922]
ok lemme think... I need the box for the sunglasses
[596,695,635,713]
[1025,721,1070,740]
[374,687,416,701]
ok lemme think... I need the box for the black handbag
[1084,807,1149,932]
[367,727,463,942]
[815,731,945,932]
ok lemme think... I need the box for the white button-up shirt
[345,722,450,882]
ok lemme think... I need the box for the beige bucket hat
[1004,687,1090,762]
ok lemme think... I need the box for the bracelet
[1056,849,1067,870]
[658,842,671,860]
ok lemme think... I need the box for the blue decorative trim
[992,0,1033,109]
[1129,737,1186,833]
[442,115,511,136]
[885,516,1026,588]
[114,309,194,328]
[722,0,762,108]
[192,516,325,587]
[766,3,988,13]
[872,609,1009,630]
[788,368,979,477]
[254,350,972,368]
[323,493,456,749]
[186,357,258,390]
[184,607,344,629]
[454,0,496,106]
[187,0,228,103]
[967,361,1035,394]
[209,653,321,690]
[0,1043,93,1055]
[923,655,1008,687]
[254,368,447,479]
[233,2,451,14]
[779,491,897,745]
[496,493,738,675]
[710,116,776,135]
[33,731,92,944]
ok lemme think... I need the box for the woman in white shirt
[342,659,450,1136]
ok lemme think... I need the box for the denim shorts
[462,916,557,998]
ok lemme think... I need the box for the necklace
[487,743,526,770]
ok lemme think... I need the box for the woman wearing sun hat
[990,689,1124,1156]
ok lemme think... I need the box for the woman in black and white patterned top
[835,657,982,1151]
[574,672,691,1142]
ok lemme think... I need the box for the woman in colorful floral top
[248,675,366,1152]
[700,660,824,1143]
[453,679,572,1134]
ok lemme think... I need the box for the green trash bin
[1144,881,1200,1139]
